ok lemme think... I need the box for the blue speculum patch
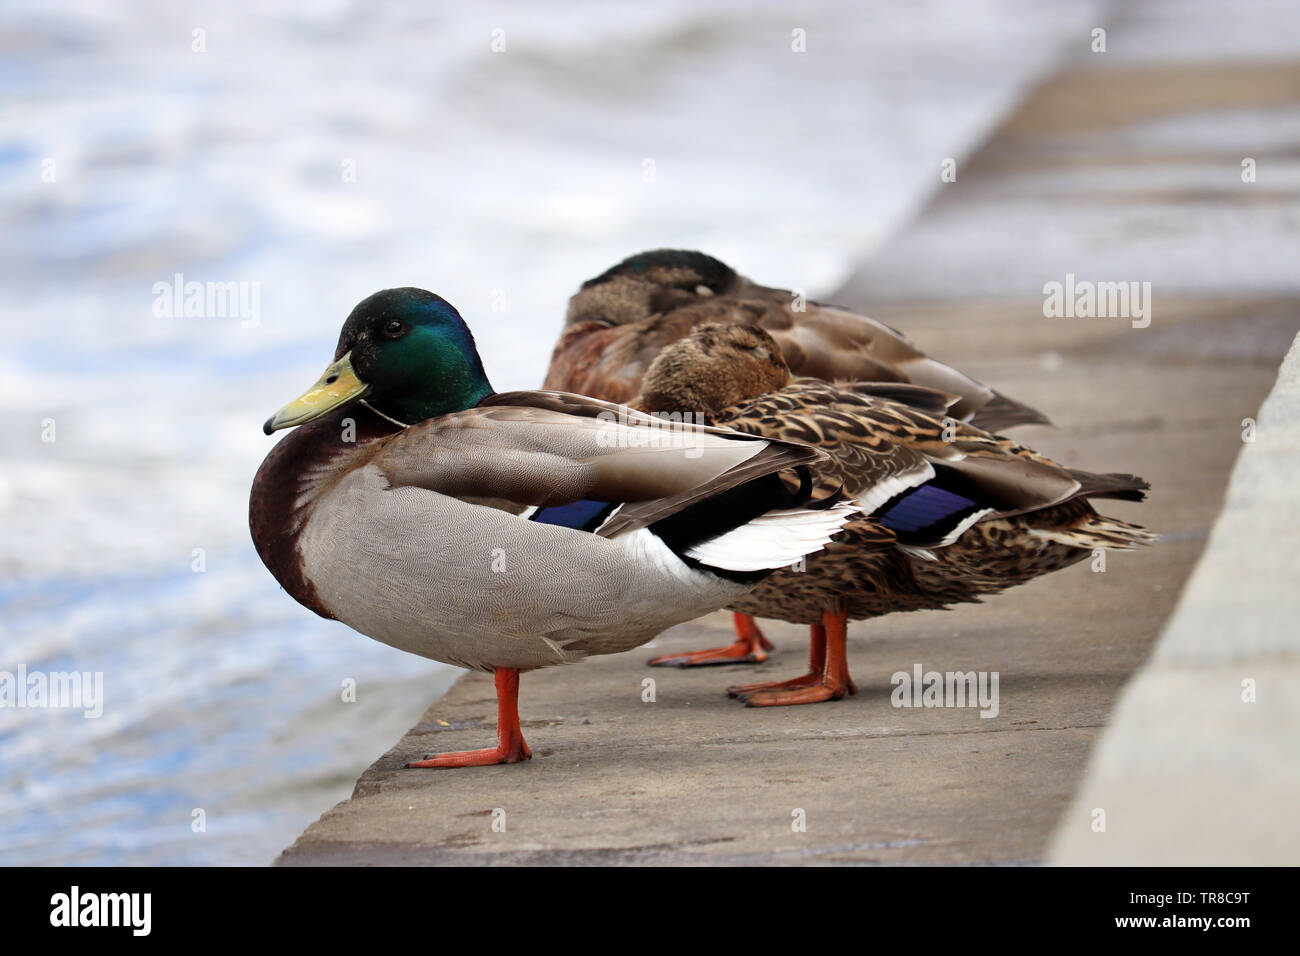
[531,498,616,533]
[879,485,978,534]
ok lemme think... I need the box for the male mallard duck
[249,290,858,765]
[545,248,1049,430]
[631,324,1154,706]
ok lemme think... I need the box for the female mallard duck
[631,323,1154,706]
[545,248,1049,430]
[545,248,1052,665]
[249,290,859,765]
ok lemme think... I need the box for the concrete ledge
[1051,334,1300,865]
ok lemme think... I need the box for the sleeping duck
[545,248,1053,667]
[545,248,1049,429]
[248,289,858,766]
[631,324,1153,706]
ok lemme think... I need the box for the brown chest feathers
[248,405,401,619]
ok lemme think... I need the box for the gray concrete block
[1051,333,1300,864]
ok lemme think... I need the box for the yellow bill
[263,351,370,434]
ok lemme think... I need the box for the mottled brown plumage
[633,323,1153,704]
[547,249,1049,430]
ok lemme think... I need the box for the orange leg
[728,623,826,698]
[406,668,532,768]
[648,612,774,667]
[737,607,857,707]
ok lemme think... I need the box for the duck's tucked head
[567,249,739,328]
[263,288,493,434]
[637,322,791,416]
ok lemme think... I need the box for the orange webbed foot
[729,610,856,707]
[648,613,773,667]
[406,668,531,769]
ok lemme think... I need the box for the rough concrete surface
[278,5,1298,865]
[1051,334,1300,865]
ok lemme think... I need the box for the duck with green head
[250,288,857,767]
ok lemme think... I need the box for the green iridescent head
[264,288,494,434]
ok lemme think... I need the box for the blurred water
[0,0,1100,864]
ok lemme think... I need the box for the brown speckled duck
[545,248,1054,667]
[249,290,860,764]
[631,324,1154,706]
[545,248,1049,429]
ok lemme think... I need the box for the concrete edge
[1049,332,1300,865]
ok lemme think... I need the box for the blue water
[0,0,1100,864]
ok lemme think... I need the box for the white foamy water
[0,0,1101,864]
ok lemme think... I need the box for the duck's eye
[383,319,406,338]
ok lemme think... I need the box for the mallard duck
[249,289,859,765]
[631,324,1154,706]
[545,248,1049,430]
[545,248,1054,666]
